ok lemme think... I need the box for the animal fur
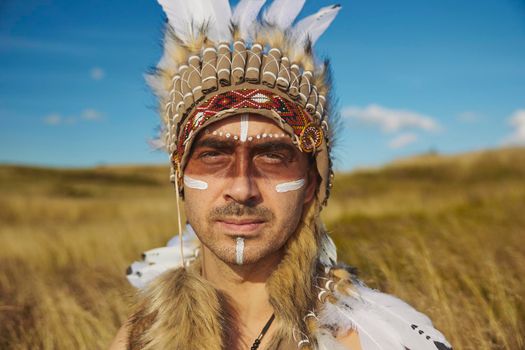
[265,199,324,347]
[128,261,227,350]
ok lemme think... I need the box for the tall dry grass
[0,148,524,349]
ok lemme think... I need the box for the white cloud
[389,133,418,149]
[81,108,103,121]
[503,109,525,145]
[342,104,440,133]
[43,114,62,125]
[457,111,480,123]
[90,67,105,80]
[0,34,94,56]
[42,109,104,125]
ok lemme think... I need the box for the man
[110,1,453,349]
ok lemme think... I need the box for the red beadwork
[176,89,315,162]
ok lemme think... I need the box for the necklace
[250,313,275,350]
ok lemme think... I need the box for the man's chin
[210,244,272,266]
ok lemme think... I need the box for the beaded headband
[147,0,341,206]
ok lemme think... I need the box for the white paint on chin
[275,178,305,193]
[183,175,208,190]
[236,237,244,265]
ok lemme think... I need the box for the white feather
[127,262,169,289]
[333,301,406,350]
[353,283,453,349]
[157,0,232,42]
[144,73,169,100]
[318,299,355,334]
[232,0,266,39]
[158,0,193,41]
[202,0,233,42]
[126,224,200,289]
[147,137,166,151]
[263,0,305,29]
[156,34,182,71]
[166,223,198,246]
[293,4,341,45]
[319,233,337,267]
[315,329,348,350]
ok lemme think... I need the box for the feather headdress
[147,0,342,206]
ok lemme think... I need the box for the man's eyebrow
[250,140,297,154]
[192,136,297,154]
[193,137,237,150]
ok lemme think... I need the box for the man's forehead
[191,113,301,152]
[204,113,284,133]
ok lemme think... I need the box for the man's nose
[224,156,261,206]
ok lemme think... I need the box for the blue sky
[1,0,524,171]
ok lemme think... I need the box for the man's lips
[216,218,266,235]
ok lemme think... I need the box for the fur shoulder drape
[128,264,226,350]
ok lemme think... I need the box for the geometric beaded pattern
[175,88,314,163]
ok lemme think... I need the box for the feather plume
[353,283,453,350]
[263,0,305,29]
[157,0,193,41]
[158,0,232,43]
[203,0,232,42]
[232,0,266,40]
[126,224,200,289]
[293,4,341,45]
[144,72,169,101]
[315,329,348,350]
[319,301,405,350]
[319,232,337,267]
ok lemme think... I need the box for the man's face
[183,114,317,265]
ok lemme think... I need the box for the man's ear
[303,164,319,204]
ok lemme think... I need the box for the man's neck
[200,246,282,347]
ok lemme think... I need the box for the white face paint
[183,175,208,190]
[275,178,305,193]
[235,237,244,265]
[240,114,249,142]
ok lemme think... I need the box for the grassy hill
[0,147,524,349]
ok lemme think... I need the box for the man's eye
[197,151,229,163]
[258,152,286,163]
[199,151,221,158]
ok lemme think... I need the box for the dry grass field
[0,147,524,349]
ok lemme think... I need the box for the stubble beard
[193,202,288,266]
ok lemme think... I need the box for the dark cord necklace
[250,313,275,350]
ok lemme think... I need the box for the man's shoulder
[108,322,129,350]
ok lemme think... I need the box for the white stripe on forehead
[183,175,208,190]
[240,114,249,142]
[275,178,305,193]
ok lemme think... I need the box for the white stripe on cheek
[240,114,249,142]
[275,178,305,193]
[183,175,208,190]
[236,237,244,265]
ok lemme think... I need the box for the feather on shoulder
[318,279,453,350]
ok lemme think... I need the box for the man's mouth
[216,218,266,235]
